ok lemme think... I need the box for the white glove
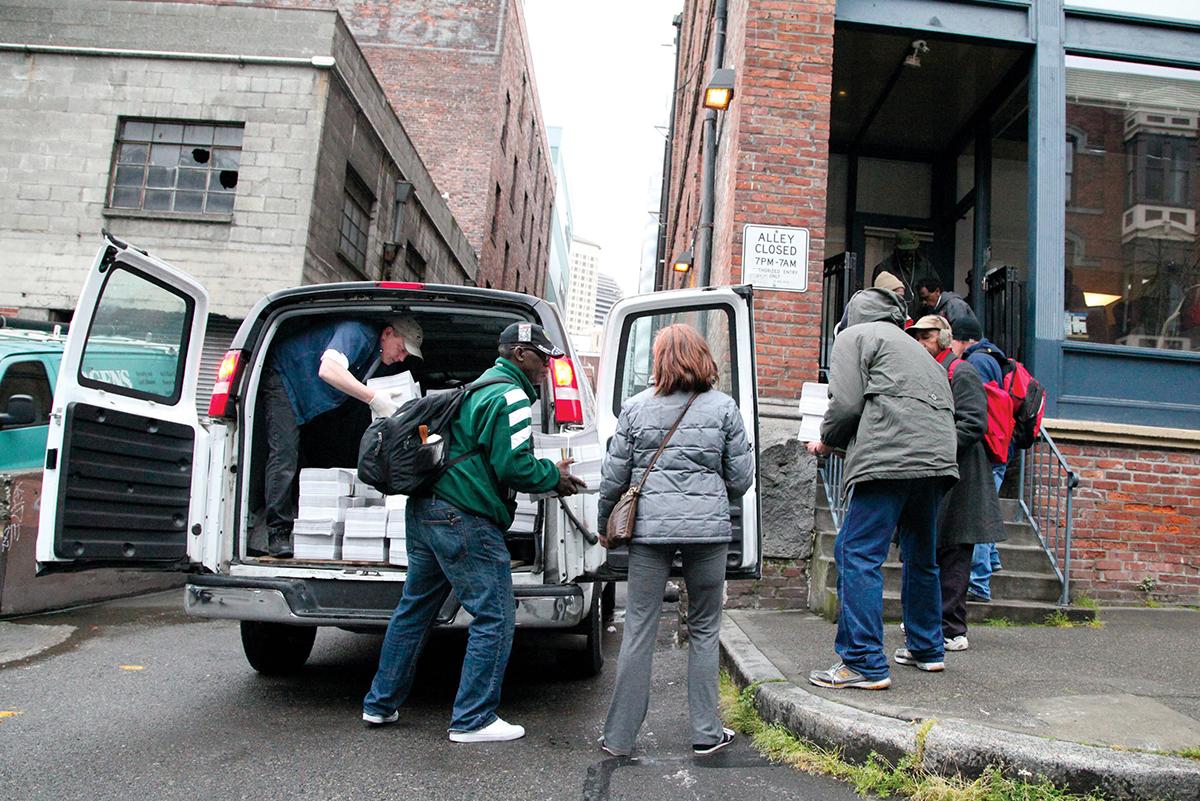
[368,391,399,418]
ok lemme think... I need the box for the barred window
[108,119,242,215]
[339,168,373,272]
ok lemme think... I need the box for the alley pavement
[0,590,860,801]
[729,606,1200,750]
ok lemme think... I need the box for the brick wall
[1058,440,1200,605]
[726,558,809,609]
[665,0,835,402]
[337,0,554,293]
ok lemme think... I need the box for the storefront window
[1064,56,1200,352]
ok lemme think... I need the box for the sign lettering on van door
[741,224,810,292]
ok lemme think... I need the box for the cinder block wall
[1058,441,1200,605]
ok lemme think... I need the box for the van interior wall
[244,307,540,566]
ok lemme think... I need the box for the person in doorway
[362,322,585,743]
[871,229,938,318]
[598,324,753,757]
[949,315,1008,601]
[261,317,424,558]
[807,287,958,689]
[907,315,1005,651]
[916,276,975,329]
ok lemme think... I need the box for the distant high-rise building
[566,236,601,341]
[594,272,623,326]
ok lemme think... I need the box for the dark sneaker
[267,528,293,558]
[966,592,990,603]
[808,663,891,690]
[893,648,944,672]
[362,709,399,727]
[693,728,735,756]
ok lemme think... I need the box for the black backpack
[357,376,512,496]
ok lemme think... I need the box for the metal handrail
[1016,429,1079,605]
[818,451,849,531]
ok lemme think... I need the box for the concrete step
[813,531,1052,573]
[823,587,1095,625]
[814,554,1063,603]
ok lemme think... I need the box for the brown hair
[652,324,718,395]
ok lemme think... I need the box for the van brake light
[550,357,583,425]
[376,281,425,290]
[208,349,243,418]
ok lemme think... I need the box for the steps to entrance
[809,485,1094,624]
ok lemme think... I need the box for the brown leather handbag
[602,393,699,549]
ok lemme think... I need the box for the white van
[36,235,761,676]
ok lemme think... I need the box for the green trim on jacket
[432,358,560,528]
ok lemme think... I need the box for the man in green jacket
[362,322,585,743]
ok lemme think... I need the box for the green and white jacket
[432,358,560,528]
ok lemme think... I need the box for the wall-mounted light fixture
[384,180,415,264]
[703,68,736,111]
[672,249,694,273]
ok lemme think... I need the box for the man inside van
[362,322,585,743]
[261,317,424,558]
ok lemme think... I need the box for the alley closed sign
[742,224,809,292]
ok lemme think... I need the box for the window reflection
[1064,57,1200,352]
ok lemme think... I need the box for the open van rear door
[36,237,209,573]
[596,286,761,579]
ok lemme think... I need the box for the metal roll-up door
[198,315,242,407]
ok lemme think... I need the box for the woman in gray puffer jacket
[597,323,754,758]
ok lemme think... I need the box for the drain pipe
[654,15,684,291]
[695,0,729,287]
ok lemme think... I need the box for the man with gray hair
[261,316,425,557]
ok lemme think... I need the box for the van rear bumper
[184,574,587,629]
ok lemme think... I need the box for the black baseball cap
[951,313,984,342]
[498,322,565,358]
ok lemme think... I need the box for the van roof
[0,327,68,357]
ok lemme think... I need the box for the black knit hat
[951,313,983,342]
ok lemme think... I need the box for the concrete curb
[719,613,1200,801]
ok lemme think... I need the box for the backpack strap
[436,376,520,473]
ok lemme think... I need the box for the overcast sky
[524,1,1200,296]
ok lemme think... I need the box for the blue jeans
[835,479,946,679]
[363,497,515,732]
[969,462,1007,599]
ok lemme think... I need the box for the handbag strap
[634,393,699,493]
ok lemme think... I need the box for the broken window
[108,119,243,215]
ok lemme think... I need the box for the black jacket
[936,352,1006,546]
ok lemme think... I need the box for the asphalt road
[0,591,860,801]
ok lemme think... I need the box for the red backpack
[946,357,1015,463]
[997,357,1046,450]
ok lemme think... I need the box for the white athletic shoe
[448,717,526,743]
[362,710,399,727]
[944,635,969,652]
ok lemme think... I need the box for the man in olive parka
[807,287,958,689]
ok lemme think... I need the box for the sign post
[741,224,810,292]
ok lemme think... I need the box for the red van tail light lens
[208,349,243,418]
[376,281,425,290]
[550,357,582,425]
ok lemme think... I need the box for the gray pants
[603,541,728,755]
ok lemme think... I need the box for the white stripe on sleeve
[510,426,532,450]
[503,388,526,407]
[508,406,532,426]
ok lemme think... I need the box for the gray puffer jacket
[822,287,958,488]
[598,388,754,545]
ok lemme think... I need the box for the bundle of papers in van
[366,373,422,419]
[530,429,603,496]
[509,494,539,534]
[797,382,830,444]
[294,467,405,564]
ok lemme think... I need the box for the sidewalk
[720,607,1200,800]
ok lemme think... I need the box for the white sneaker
[449,717,526,743]
[362,709,399,726]
[944,635,969,651]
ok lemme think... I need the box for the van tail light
[376,281,425,290]
[550,357,583,425]
[208,349,243,418]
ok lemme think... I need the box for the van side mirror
[0,394,36,428]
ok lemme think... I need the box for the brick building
[334,0,555,295]
[662,0,1199,606]
[0,0,477,386]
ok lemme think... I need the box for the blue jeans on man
[835,478,946,680]
[363,497,515,733]
[969,462,1007,600]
